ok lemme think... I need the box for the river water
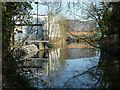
[19,43,117,88]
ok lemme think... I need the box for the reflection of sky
[22,45,101,88]
[47,56,99,88]
[45,47,100,88]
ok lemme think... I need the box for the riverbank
[65,43,94,48]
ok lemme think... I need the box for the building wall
[14,26,23,43]
[49,15,60,38]
[15,15,60,42]
[66,31,96,36]
[67,20,97,31]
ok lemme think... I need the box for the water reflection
[19,43,103,88]
[66,48,96,59]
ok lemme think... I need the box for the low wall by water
[15,44,39,58]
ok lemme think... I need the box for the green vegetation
[87,2,120,87]
[2,1,120,88]
[2,2,33,88]
[49,42,55,48]
[98,2,120,55]
[82,2,120,52]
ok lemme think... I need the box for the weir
[24,40,50,50]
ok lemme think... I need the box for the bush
[49,43,55,48]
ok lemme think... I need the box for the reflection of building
[49,48,60,71]
[23,58,49,75]
[22,48,60,76]
[20,48,61,87]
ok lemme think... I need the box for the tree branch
[66,28,100,49]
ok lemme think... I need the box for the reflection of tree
[84,53,120,88]
[63,52,120,88]
[63,65,97,88]
[59,47,69,68]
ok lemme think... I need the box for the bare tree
[61,2,110,48]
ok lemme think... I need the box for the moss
[49,42,55,48]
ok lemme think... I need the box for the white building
[49,15,60,38]
[14,14,60,43]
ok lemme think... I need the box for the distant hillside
[67,20,97,31]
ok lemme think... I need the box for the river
[18,42,119,88]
